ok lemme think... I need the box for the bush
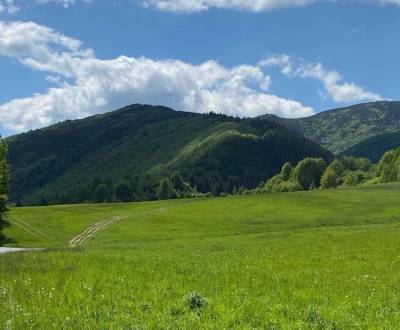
[343,171,368,186]
[184,292,208,312]
[264,175,283,193]
[279,180,304,192]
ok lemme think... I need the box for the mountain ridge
[259,101,400,159]
[7,104,331,205]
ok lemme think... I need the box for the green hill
[290,101,400,156]
[6,104,331,205]
[342,131,400,162]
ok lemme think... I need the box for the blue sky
[0,0,399,136]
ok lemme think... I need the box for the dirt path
[69,216,123,247]
[0,247,42,254]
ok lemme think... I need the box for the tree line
[44,171,207,206]
[18,146,400,206]
[236,147,400,195]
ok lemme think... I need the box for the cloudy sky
[0,0,399,136]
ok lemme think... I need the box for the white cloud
[141,0,400,12]
[0,0,19,14]
[5,0,400,12]
[261,54,382,103]
[36,0,76,8]
[0,20,313,133]
[142,0,316,12]
[380,0,400,4]
[35,0,92,8]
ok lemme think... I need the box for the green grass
[1,184,400,328]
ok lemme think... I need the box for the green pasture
[1,184,400,329]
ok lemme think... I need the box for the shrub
[343,170,367,186]
[278,180,303,192]
[264,175,283,193]
[184,292,208,312]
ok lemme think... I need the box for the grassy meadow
[1,184,400,328]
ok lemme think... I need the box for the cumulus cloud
[261,54,382,103]
[0,20,313,133]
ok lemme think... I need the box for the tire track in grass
[9,219,51,241]
[69,216,123,247]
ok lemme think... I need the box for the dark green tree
[0,138,9,238]
[115,181,134,202]
[93,184,111,203]
[170,172,187,192]
[157,179,175,200]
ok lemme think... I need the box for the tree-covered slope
[342,132,400,162]
[6,104,331,205]
[293,101,400,155]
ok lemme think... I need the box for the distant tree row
[78,172,204,204]
[236,147,400,195]
[27,147,400,205]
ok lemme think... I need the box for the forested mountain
[7,104,331,206]
[342,132,400,162]
[292,101,400,157]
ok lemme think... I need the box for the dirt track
[69,216,123,247]
[0,247,39,254]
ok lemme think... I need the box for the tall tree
[291,158,327,190]
[93,184,111,203]
[0,138,9,238]
[157,179,175,200]
[115,181,134,202]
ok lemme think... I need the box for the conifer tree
[0,138,9,237]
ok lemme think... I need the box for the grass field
[1,184,400,329]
